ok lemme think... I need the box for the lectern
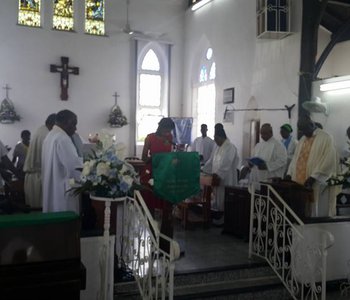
[262,180,314,220]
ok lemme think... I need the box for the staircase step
[174,263,274,287]
[114,262,284,299]
[174,275,284,299]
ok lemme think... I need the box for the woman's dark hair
[156,118,175,134]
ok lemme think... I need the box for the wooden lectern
[262,180,314,220]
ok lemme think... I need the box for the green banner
[152,152,200,204]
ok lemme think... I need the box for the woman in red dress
[141,118,175,252]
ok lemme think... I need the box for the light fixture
[320,79,350,92]
[191,0,212,11]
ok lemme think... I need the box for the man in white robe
[42,110,83,213]
[23,114,56,209]
[191,124,215,165]
[202,124,239,223]
[250,123,287,185]
[287,116,340,217]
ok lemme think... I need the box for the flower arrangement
[327,157,350,188]
[0,98,20,124]
[108,105,128,128]
[72,131,139,198]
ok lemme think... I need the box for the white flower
[96,162,110,177]
[99,129,115,150]
[122,175,134,186]
[115,143,126,160]
[82,162,91,176]
[148,179,154,186]
[69,178,76,187]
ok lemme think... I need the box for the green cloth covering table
[0,211,78,228]
[152,152,200,204]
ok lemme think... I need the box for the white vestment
[23,125,49,208]
[42,125,83,213]
[191,136,215,164]
[202,139,239,211]
[0,140,9,189]
[287,128,340,217]
[250,137,287,184]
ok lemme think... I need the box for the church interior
[2,0,350,299]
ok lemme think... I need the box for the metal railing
[248,183,334,300]
[118,190,180,299]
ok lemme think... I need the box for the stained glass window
[18,0,41,27]
[199,66,207,83]
[85,0,105,35]
[53,0,74,31]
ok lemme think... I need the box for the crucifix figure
[50,57,79,101]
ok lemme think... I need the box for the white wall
[183,0,302,163]
[0,0,185,156]
[313,29,350,156]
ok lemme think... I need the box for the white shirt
[191,136,215,163]
[250,137,287,183]
[42,125,83,213]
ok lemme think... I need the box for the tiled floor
[172,218,256,273]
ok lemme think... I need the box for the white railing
[248,183,334,300]
[118,190,180,299]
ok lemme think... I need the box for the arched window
[85,0,105,35]
[18,0,41,27]
[136,43,169,149]
[53,0,74,31]
[193,47,216,138]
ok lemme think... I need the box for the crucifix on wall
[50,57,79,100]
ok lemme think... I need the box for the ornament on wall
[108,92,128,128]
[0,84,21,124]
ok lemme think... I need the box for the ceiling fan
[121,0,165,40]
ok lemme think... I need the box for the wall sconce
[320,79,350,92]
[191,0,212,11]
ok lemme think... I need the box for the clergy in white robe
[23,114,56,208]
[287,117,340,217]
[250,123,287,184]
[42,110,83,213]
[191,124,215,164]
[202,124,239,213]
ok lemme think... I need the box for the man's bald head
[260,123,273,141]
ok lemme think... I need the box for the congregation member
[141,117,175,251]
[191,124,215,165]
[23,114,56,209]
[42,110,83,213]
[202,123,239,225]
[249,123,287,184]
[286,115,339,217]
[12,130,31,172]
[280,123,297,171]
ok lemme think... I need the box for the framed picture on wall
[223,88,234,104]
